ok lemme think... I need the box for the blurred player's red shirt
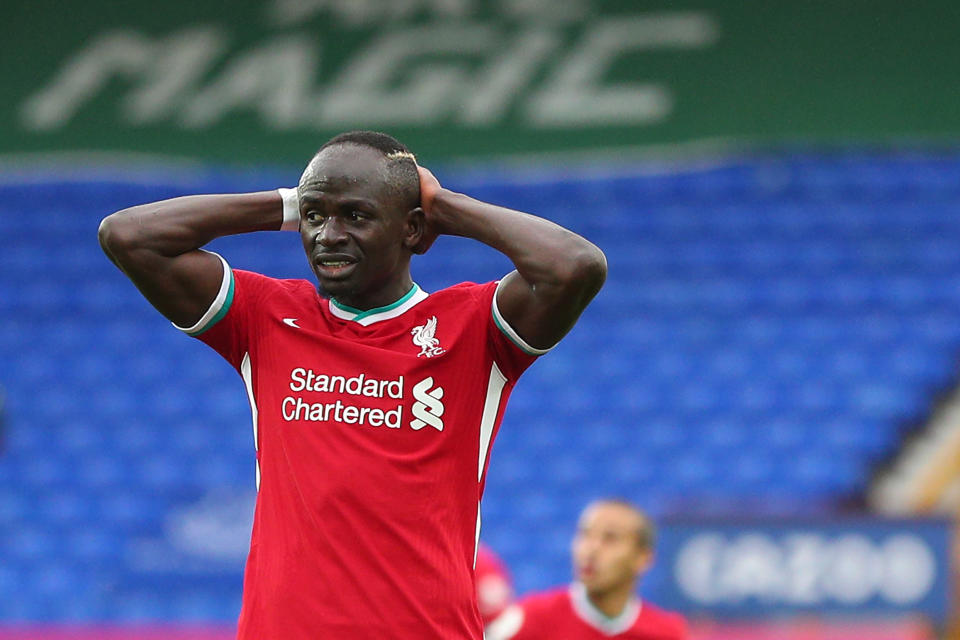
[476,544,515,626]
[187,264,542,639]
[489,584,687,640]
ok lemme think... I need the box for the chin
[324,285,359,304]
[315,274,357,297]
[582,578,612,596]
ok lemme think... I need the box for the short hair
[314,130,420,210]
[588,498,656,550]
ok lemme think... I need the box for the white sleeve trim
[492,276,553,356]
[172,252,232,336]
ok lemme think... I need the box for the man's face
[571,503,651,597]
[298,144,415,307]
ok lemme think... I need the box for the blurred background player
[487,499,685,640]
[476,542,515,630]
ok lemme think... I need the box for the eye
[304,210,323,223]
[348,210,364,222]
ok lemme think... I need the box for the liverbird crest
[411,316,446,358]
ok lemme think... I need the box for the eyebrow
[299,193,378,210]
[300,189,323,200]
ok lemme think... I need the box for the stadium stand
[2,150,960,620]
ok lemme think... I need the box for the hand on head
[417,165,441,214]
[413,165,442,255]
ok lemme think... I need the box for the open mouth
[315,255,358,278]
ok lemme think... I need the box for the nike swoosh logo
[282,318,300,328]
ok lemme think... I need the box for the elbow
[563,242,607,299]
[97,214,116,254]
[98,208,141,261]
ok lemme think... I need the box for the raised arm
[417,167,606,350]
[98,191,289,327]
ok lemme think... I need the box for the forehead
[299,144,392,199]
[578,503,642,534]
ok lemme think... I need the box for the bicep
[495,271,587,351]
[109,244,225,328]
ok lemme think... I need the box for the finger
[417,165,439,186]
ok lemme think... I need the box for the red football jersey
[177,255,544,639]
[488,584,687,640]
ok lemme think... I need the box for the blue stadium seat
[4,152,960,618]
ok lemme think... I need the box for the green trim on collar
[331,284,419,322]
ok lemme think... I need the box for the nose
[574,535,596,560]
[581,540,598,558]
[315,216,347,247]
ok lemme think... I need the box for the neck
[334,272,414,311]
[586,584,635,619]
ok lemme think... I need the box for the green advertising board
[3,0,959,164]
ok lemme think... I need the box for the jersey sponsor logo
[289,368,403,398]
[282,395,403,428]
[282,368,445,433]
[283,368,405,427]
[411,316,446,358]
[410,376,445,431]
[282,317,300,328]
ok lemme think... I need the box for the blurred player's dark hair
[590,498,656,550]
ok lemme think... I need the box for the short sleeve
[483,277,552,381]
[171,252,235,337]
[172,255,274,370]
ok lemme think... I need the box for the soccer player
[98,131,606,639]
[486,500,686,640]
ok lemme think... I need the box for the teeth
[322,261,349,267]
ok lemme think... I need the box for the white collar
[327,283,428,326]
[569,582,641,636]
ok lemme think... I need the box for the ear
[633,549,654,576]
[403,206,426,252]
[406,206,439,255]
